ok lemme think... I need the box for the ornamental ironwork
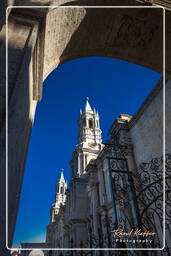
[58,153,171,256]
[134,154,171,255]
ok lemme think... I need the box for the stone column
[0,12,42,254]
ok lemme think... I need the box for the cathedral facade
[44,79,171,255]
[19,79,171,256]
[46,97,104,250]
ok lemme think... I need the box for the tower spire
[59,168,65,182]
[84,96,93,113]
[50,169,67,223]
[71,97,102,177]
[78,97,102,145]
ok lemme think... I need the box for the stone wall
[129,79,171,166]
[0,14,39,255]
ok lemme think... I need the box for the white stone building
[20,80,171,256]
[46,97,104,250]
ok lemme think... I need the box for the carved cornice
[109,114,132,135]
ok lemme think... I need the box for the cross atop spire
[84,96,93,113]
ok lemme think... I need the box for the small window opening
[83,118,86,127]
[89,119,93,128]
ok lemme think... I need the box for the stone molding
[10,8,46,101]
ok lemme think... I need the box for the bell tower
[78,97,102,145]
[70,97,103,177]
[50,169,67,223]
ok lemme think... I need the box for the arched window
[83,118,86,127]
[61,186,64,194]
[89,119,93,128]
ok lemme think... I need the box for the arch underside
[42,6,166,81]
[10,1,171,98]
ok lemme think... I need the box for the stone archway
[0,1,171,255]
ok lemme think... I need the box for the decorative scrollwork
[65,154,171,254]
[103,143,127,159]
[134,154,171,250]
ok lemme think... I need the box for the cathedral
[46,97,104,249]
[19,79,171,256]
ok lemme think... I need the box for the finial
[59,169,65,181]
[84,96,93,113]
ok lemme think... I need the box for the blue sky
[12,57,161,247]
